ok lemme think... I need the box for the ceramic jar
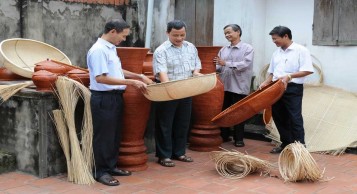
[189,46,224,152]
[0,67,29,81]
[142,52,154,81]
[67,69,90,87]
[116,47,151,171]
[32,70,58,92]
[34,59,68,75]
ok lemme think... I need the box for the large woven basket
[211,80,285,127]
[0,38,72,78]
[144,73,217,101]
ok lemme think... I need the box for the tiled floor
[0,139,356,194]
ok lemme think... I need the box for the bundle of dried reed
[278,142,328,182]
[68,77,93,172]
[210,148,273,179]
[0,81,33,104]
[51,109,73,182]
[55,76,95,184]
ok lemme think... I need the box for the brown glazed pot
[32,70,58,92]
[67,69,90,87]
[189,46,224,152]
[142,52,155,81]
[116,47,151,171]
[0,67,29,81]
[50,59,89,73]
[34,59,68,75]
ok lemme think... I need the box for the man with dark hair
[259,26,314,154]
[87,19,153,186]
[215,24,254,147]
[153,20,201,167]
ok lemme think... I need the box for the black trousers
[90,90,124,179]
[272,83,305,148]
[221,91,247,142]
[154,97,192,159]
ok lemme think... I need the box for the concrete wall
[0,0,21,43]
[0,0,146,68]
[213,0,357,93]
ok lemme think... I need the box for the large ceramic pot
[67,69,90,87]
[116,47,151,171]
[32,70,58,92]
[189,46,224,152]
[142,52,154,81]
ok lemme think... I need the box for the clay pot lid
[67,69,87,74]
[32,69,56,76]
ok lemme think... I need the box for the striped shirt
[153,40,201,81]
[216,41,254,95]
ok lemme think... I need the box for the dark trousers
[90,90,124,179]
[272,83,305,148]
[221,91,247,142]
[155,97,192,159]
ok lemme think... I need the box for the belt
[90,90,125,94]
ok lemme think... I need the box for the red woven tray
[211,80,285,127]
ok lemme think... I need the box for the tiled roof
[62,0,130,5]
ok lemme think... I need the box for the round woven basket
[211,80,285,127]
[144,73,217,101]
[0,38,72,78]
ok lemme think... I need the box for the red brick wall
[62,0,130,6]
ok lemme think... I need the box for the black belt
[90,90,125,94]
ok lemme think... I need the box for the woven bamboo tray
[144,73,217,101]
[0,38,72,78]
[211,80,285,127]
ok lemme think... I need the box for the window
[313,0,357,46]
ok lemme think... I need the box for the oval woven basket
[0,38,72,78]
[144,73,217,101]
[211,80,285,127]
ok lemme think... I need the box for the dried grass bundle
[210,148,273,179]
[278,142,327,182]
[0,81,33,104]
[51,109,73,182]
[55,76,95,185]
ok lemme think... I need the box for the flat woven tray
[0,38,72,78]
[144,73,217,101]
[211,80,285,127]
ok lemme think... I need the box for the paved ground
[0,139,356,194]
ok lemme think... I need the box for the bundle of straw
[51,109,73,182]
[0,81,33,104]
[54,76,95,185]
[278,142,327,182]
[210,148,273,179]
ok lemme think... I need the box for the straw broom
[278,142,329,182]
[210,148,273,179]
[0,81,33,104]
[51,109,73,182]
[55,76,95,184]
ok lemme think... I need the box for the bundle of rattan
[278,142,328,182]
[0,81,33,104]
[52,76,95,185]
[210,149,273,179]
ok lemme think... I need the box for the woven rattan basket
[211,80,285,127]
[144,73,217,101]
[0,38,72,78]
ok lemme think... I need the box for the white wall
[214,0,357,93]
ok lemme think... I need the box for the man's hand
[131,80,148,94]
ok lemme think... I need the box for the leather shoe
[109,168,132,176]
[270,147,283,154]
[234,141,245,147]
